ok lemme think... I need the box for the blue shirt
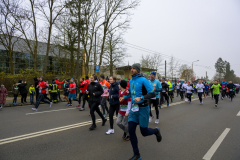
[149,79,162,98]
[124,74,154,104]
[171,82,175,91]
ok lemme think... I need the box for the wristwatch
[140,96,143,100]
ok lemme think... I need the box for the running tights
[109,104,119,129]
[89,102,105,125]
[198,92,203,102]
[214,94,219,104]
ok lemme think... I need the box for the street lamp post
[192,60,199,81]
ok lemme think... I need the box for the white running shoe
[215,104,217,107]
[149,116,154,122]
[106,129,114,135]
[155,119,159,124]
[49,102,52,108]
[185,98,188,102]
[0,106,2,110]
[32,108,38,111]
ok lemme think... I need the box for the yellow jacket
[29,87,36,94]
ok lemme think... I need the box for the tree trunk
[75,1,81,77]
[9,50,14,74]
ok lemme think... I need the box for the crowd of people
[0,63,240,160]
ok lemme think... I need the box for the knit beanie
[132,63,141,73]
[119,80,127,89]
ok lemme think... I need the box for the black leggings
[180,91,184,99]
[109,104,119,129]
[13,94,18,103]
[198,92,203,102]
[177,89,180,96]
[89,102,105,125]
[160,92,169,105]
[187,93,192,102]
[149,98,159,119]
[21,94,27,103]
[128,121,158,155]
[229,91,234,100]
[214,94,219,104]
[221,90,226,98]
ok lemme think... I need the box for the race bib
[39,89,41,93]
[120,105,128,111]
[131,105,139,112]
[222,88,226,90]
[151,97,156,100]
[229,89,233,91]
[197,88,201,90]
[80,90,82,93]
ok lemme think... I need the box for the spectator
[29,84,36,105]
[18,80,28,104]
[12,82,19,105]
[55,77,65,101]
[0,84,8,109]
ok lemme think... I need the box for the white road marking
[26,108,76,115]
[203,128,230,160]
[237,111,240,116]
[0,117,116,145]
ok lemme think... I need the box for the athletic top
[182,83,188,91]
[211,84,221,95]
[186,86,193,94]
[176,83,181,89]
[69,82,76,93]
[100,80,110,97]
[221,82,228,90]
[118,90,131,116]
[149,79,162,99]
[38,81,48,94]
[196,84,204,93]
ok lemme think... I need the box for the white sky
[123,0,240,79]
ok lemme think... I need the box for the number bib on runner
[229,89,233,91]
[131,104,139,112]
[197,88,201,90]
[120,105,128,111]
[80,90,82,93]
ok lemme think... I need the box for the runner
[195,80,204,104]
[79,76,90,110]
[211,80,221,107]
[148,72,162,124]
[116,80,131,141]
[179,82,184,100]
[32,76,52,111]
[182,81,188,101]
[86,75,107,130]
[235,82,239,94]
[221,79,228,100]
[100,75,110,117]
[227,81,235,101]
[106,76,120,135]
[209,82,214,99]
[119,63,162,160]
[68,78,76,107]
[160,79,169,107]
[77,78,88,110]
[186,82,193,103]
[168,80,174,102]
[55,77,65,101]
[170,80,175,98]
[176,80,181,97]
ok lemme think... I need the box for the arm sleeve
[143,79,155,100]
[94,84,104,97]
[106,82,111,88]
[29,88,32,94]
[59,80,65,85]
[112,86,120,99]
[124,89,131,100]
[80,84,85,88]
[155,81,162,92]
[69,87,76,90]
[126,101,131,113]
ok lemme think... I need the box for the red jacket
[38,81,47,94]
[55,80,64,89]
[80,81,88,93]
[118,90,131,116]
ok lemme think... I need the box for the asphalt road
[0,94,240,160]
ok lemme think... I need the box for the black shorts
[149,98,159,107]
[64,92,69,96]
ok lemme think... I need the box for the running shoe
[149,116,154,122]
[68,104,73,107]
[102,119,107,126]
[103,114,106,117]
[215,104,218,107]
[76,105,81,108]
[66,103,69,105]
[32,108,38,111]
[155,119,159,124]
[167,103,169,107]
[79,108,85,111]
[155,127,162,142]
[49,102,52,108]
[105,113,109,117]
[124,136,130,141]
[122,132,127,139]
[0,106,2,110]
[106,129,114,135]
[159,105,161,109]
[89,124,96,130]
[129,154,141,160]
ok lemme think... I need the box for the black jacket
[227,83,235,90]
[34,77,39,91]
[87,81,104,104]
[109,82,119,105]
[161,82,169,92]
[18,83,28,95]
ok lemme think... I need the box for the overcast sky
[123,0,240,79]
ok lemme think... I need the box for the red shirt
[69,82,76,93]
[118,90,131,116]
[83,79,89,91]
[55,80,64,89]
[38,81,47,94]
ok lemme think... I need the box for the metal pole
[165,60,166,79]
[94,32,96,74]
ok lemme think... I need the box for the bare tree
[98,0,140,71]
[168,55,179,79]
[178,64,194,81]
[102,30,127,76]
[0,0,22,74]
[37,0,65,73]
[140,53,162,70]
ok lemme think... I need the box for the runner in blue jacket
[120,63,162,160]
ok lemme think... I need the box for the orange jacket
[55,80,64,89]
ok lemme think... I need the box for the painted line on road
[237,111,240,116]
[157,98,199,109]
[203,128,230,160]
[26,108,76,115]
[0,117,116,145]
